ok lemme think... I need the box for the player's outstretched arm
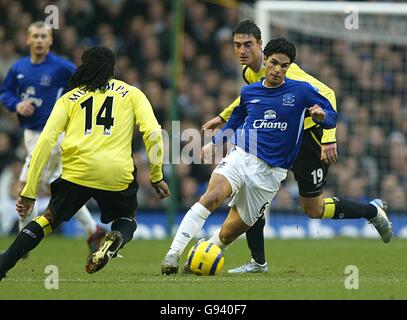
[201,115,225,131]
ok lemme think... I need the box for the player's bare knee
[303,205,323,219]
[219,229,235,245]
[199,191,224,212]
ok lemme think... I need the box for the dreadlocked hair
[69,46,116,92]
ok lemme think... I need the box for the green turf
[0,236,405,299]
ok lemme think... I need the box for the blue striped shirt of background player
[0,52,76,131]
[213,78,337,169]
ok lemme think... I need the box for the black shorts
[47,173,139,226]
[291,126,329,198]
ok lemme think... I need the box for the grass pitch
[0,236,405,300]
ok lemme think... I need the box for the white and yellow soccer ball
[186,240,224,276]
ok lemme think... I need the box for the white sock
[74,205,97,236]
[208,228,229,251]
[19,202,38,231]
[168,202,211,256]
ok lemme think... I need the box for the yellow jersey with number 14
[21,79,164,199]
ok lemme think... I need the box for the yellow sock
[33,215,53,236]
[322,198,336,219]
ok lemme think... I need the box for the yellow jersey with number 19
[21,79,164,199]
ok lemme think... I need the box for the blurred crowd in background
[0,0,406,234]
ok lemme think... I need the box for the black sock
[0,221,45,276]
[245,217,266,265]
[325,197,377,220]
[111,217,137,247]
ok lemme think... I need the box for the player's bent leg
[300,195,324,219]
[0,214,53,280]
[199,173,233,212]
[224,209,268,274]
[161,201,212,275]
[321,196,392,242]
[228,220,269,273]
[18,202,39,260]
[218,207,250,246]
[244,216,266,264]
[18,205,38,230]
[87,182,138,274]
[161,173,232,275]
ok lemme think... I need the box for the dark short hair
[263,38,296,63]
[69,46,116,91]
[232,20,261,42]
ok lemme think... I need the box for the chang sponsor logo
[264,109,276,120]
[20,87,43,107]
[253,109,288,131]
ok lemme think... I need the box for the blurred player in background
[0,46,170,279]
[0,21,106,252]
[162,38,338,275]
[202,20,392,274]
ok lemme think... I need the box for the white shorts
[213,147,287,226]
[20,129,63,193]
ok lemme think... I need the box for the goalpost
[255,1,407,45]
[250,1,407,213]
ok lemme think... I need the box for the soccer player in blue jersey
[0,21,105,251]
[202,21,391,274]
[161,38,337,274]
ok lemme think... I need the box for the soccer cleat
[87,225,108,253]
[85,231,123,274]
[161,253,179,275]
[369,199,392,243]
[227,258,268,274]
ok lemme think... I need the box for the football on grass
[186,240,224,276]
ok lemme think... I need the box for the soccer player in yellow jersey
[0,21,106,254]
[0,47,170,279]
[200,21,391,274]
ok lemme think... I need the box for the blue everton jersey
[0,53,76,131]
[214,78,337,169]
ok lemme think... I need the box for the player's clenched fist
[309,104,326,124]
